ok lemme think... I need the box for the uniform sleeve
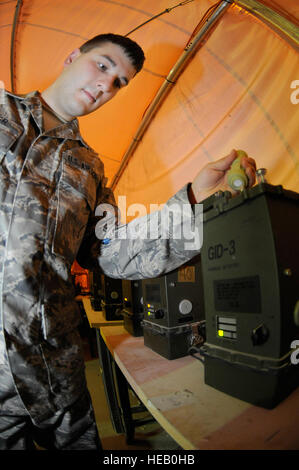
[76,180,202,280]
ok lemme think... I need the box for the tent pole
[234,0,299,47]
[10,0,23,93]
[110,0,233,190]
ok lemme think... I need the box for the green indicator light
[218,330,224,337]
[147,311,151,316]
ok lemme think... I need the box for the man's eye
[97,63,107,71]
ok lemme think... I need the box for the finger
[247,157,257,170]
[240,156,257,173]
[242,162,256,186]
[240,157,256,187]
[246,166,256,187]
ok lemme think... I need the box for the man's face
[56,42,137,120]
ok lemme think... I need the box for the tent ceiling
[0,0,298,199]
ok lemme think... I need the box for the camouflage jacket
[0,90,200,423]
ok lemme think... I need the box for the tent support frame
[10,0,23,93]
[235,0,299,47]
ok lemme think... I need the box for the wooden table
[84,297,299,450]
[101,326,299,450]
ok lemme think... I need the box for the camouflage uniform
[0,90,199,449]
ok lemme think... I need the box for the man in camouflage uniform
[0,34,256,449]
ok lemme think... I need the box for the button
[218,316,237,325]
[223,331,233,338]
[154,309,164,319]
[178,299,192,315]
[218,323,237,332]
[251,323,269,346]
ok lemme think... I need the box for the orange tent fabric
[1,0,298,219]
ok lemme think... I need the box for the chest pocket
[51,156,98,263]
[0,117,23,164]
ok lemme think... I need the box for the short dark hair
[79,33,145,74]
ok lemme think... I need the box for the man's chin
[73,100,104,118]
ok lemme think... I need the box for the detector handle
[227,150,249,191]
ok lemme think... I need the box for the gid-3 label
[208,240,236,260]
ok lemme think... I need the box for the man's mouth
[82,89,97,103]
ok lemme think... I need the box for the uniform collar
[14,90,90,148]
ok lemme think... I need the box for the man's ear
[64,48,81,67]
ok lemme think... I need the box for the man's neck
[40,92,69,131]
[42,107,65,132]
[41,85,72,122]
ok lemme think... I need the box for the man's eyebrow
[99,54,129,85]
[101,54,116,67]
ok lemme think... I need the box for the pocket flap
[61,151,99,210]
[0,116,23,153]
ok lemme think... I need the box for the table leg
[96,330,124,434]
[114,361,136,444]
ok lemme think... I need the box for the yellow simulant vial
[227,150,249,191]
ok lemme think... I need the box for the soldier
[0,33,256,450]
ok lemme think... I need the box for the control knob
[154,309,164,319]
[251,323,269,346]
